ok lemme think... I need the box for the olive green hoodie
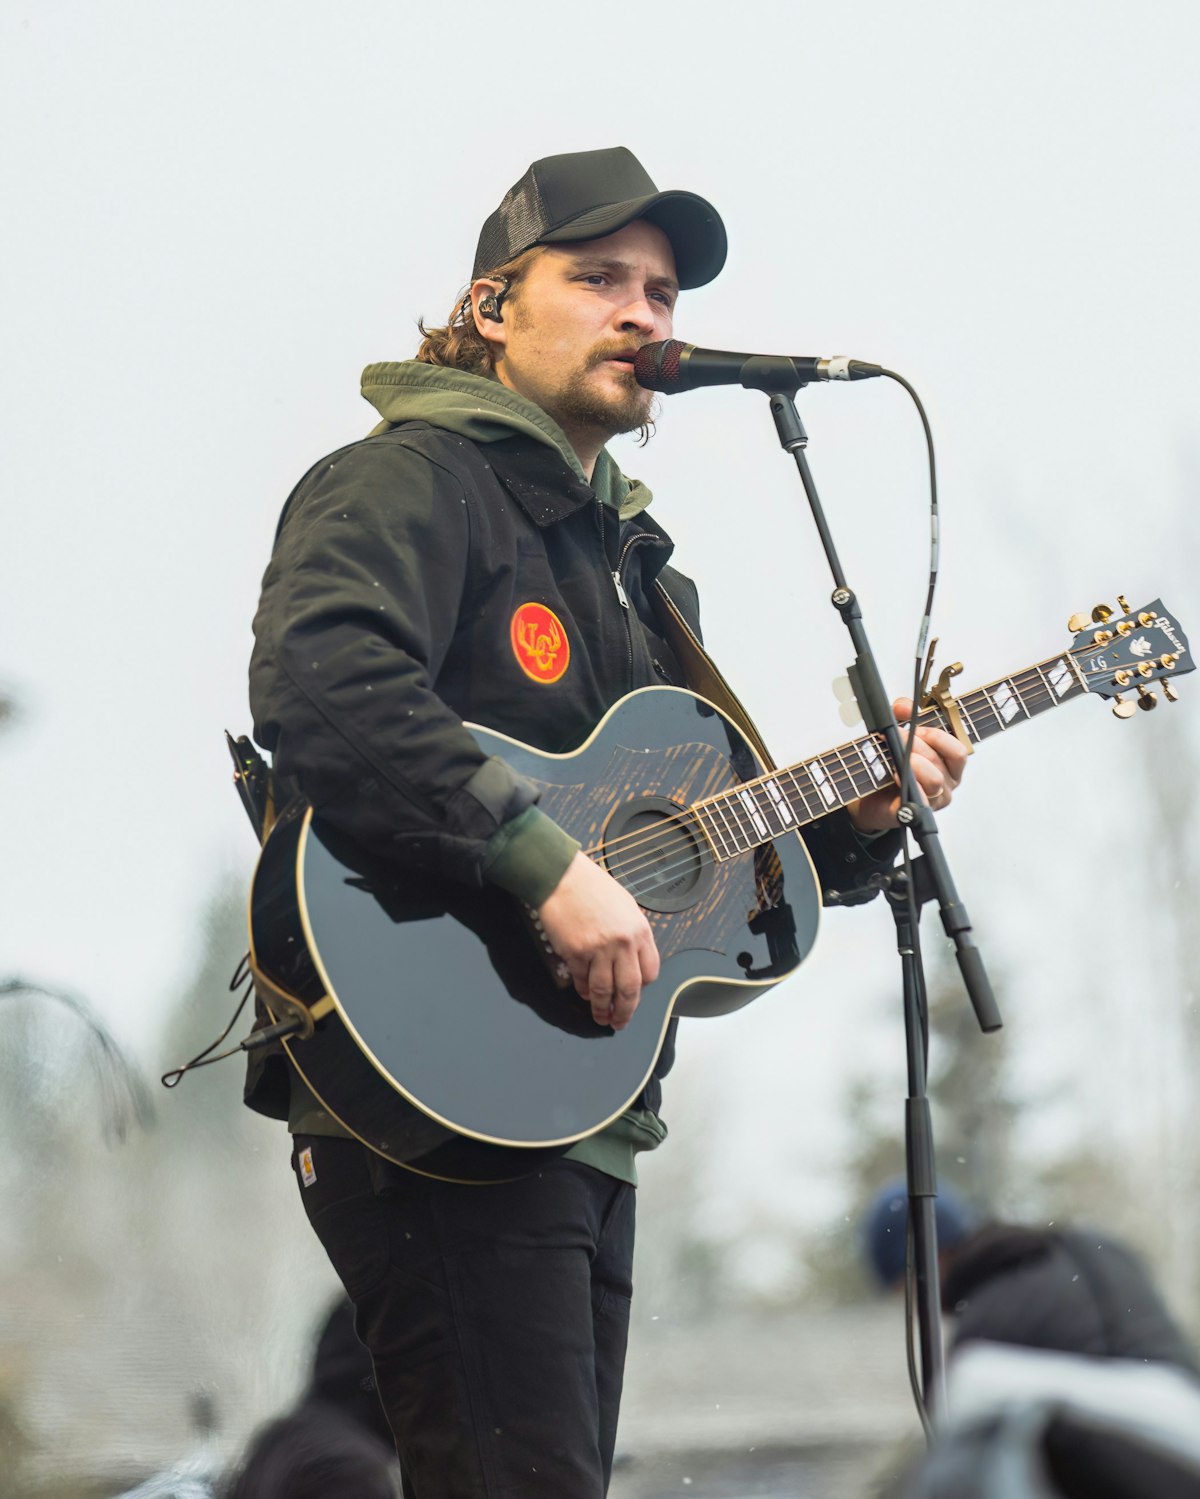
[360,359,655,520]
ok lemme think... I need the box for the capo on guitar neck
[918,641,974,754]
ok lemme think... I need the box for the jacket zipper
[594,499,635,692]
[613,531,669,693]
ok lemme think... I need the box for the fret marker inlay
[738,789,769,839]
[861,738,889,782]
[809,760,838,808]
[764,778,795,825]
[1049,660,1071,697]
[991,681,1021,724]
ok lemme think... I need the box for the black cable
[880,369,939,823]
[160,954,254,1088]
[904,1219,935,1441]
[881,368,940,1438]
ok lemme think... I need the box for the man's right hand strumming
[537,853,660,1031]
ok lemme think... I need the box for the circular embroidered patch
[510,602,570,684]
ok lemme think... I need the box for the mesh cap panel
[471,147,726,290]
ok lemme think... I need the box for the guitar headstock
[1069,597,1193,716]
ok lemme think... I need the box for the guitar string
[588,655,1124,891]
[589,637,1133,877]
[589,658,1062,881]
[593,658,1073,887]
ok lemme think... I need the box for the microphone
[633,339,883,395]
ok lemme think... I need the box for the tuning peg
[1067,612,1089,633]
[1164,680,1180,703]
[1116,595,1132,614]
[1111,695,1137,719]
[1137,687,1158,711]
[1091,603,1115,623]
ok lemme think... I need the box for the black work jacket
[251,426,703,876]
[247,424,892,1117]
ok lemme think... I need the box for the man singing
[246,146,967,1496]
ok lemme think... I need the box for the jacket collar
[485,437,674,576]
[484,435,601,527]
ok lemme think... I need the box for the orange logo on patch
[511,602,570,684]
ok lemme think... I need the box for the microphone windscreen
[633,339,685,391]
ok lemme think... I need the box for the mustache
[586,341,646,369]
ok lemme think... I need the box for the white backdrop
[3,1,1198,1272]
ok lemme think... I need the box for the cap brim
[538,189,727,290]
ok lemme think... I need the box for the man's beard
[550,343,655,439]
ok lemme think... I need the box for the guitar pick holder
[755,373,1002,1426]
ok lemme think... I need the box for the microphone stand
[758,377,1002,1423]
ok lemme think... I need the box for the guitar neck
[690,647,1091,858]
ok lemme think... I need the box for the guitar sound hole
[602,796,714,914]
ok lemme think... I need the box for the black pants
[291,1135,635,1499]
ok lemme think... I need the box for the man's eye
[650,291,674,307]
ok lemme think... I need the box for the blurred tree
[926,961,1016,1214]
[803,944,1016,1302]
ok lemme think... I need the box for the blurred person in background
[862,1176,980,1296]
[222,1296,400,1499]
[864,1181,1200,1497]
[863,1177,1198,1372]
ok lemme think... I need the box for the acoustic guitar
[244,597,1190,1182]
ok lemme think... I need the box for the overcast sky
[3,1,1198,1238]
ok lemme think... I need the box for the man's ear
[470,279,508,349]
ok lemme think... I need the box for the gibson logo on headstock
[1155,615,1188,656]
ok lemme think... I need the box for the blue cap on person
[862,1177,979,1289]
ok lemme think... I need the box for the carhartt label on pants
[299,1147,317,1187]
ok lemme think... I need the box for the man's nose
[615,297,659,335]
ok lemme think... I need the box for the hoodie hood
[360,360,653,520]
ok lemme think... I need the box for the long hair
[415,248,540,375]
[414,246,656,445]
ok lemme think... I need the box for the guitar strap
[653,579,777,772]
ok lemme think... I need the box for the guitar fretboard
[691,648,1090,859]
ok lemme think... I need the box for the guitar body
[249,686,821,1181]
